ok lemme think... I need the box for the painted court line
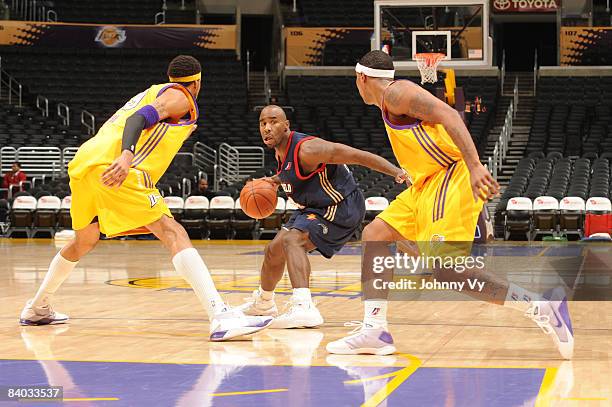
[210,388,289,397]
[344,370,403,384]
[361,354,422,407]
[534,367,558,407]
[63,398,120,401]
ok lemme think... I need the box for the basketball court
[1,239,610,405]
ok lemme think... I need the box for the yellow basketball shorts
[377,160,484,242]
[69,165,171,238]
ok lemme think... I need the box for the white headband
[355,63,395,79]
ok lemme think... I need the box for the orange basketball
[239,179,278,219]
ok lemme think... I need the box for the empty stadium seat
[363,196,389,228]
[259,197,286,237]
[163,196,185,222]
[505,197,532,241]
[206,196,235,239]
[32,196,61,237]
[532,196,559,240]
[231,199,258,239]
[559,197,586,240]
[7,195,37,238]
[584,197,612,237]
[0,199,9,235]
[284,197,301,224]
[58,196,72,230]
[181,196,209,239]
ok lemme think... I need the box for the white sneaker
[526,287,574,360]
[19,300,69,326]
[209,308,273,341]
[326,322,396,355]
[269,298,324,329]
[238,289,278,316]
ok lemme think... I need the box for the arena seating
[292,0,373,26]
[527,77,612,157]
[0,47,249,152]
[496,152,612,240]
[53,0,162,24]
[285,75,496,157]
[0,104,84,148]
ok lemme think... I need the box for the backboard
[374,0,492,67]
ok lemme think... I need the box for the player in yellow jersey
[19,55,273,341]
[326,51,574,359]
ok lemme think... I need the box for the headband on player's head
[355,63,395,79]
[168,72,201,83]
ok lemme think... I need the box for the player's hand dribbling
[101,151,133,188]
[259,176,281,187]
[469,163,499,202]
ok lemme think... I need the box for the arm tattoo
[384,85,402,108]
[406,90,435,119]
[151,99,168,120]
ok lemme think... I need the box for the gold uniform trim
[318,168,343,203]
[323,204,337,221]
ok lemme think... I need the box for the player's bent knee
[280,229,307,250]
[72,235,99,256]
[264,239,286,265]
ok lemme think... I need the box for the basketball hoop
[414,53,445,84]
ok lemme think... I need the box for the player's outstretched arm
[298,138,407,184]
[101,88,191,188]
[385,82,499,201]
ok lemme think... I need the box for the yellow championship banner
[0,21,237,50]
[560,27,611,66]
[284,27,372,66]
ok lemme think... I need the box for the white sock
[363,300,388,329]
[504,283,543,313]
[172,248,228,319]
[31,252,77,308]
[259,286,274,301]
[292,288,312,305]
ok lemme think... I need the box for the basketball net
[415,53,445,84]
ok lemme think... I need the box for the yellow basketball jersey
[68,83,198,183]
[381,85,462,190]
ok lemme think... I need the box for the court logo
[148,193,162,208]
[95,26,126,47]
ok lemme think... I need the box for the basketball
[239,179,278,219]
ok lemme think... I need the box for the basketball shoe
[269,296,324,329]
[238,289,278,316]
[209,308,273,341]
[525,287,574,360]
[326,322,396,355]
[20,300,69,326]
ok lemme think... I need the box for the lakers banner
[0,21,237,49]
[285,27,372,66]
[560,27,612,65]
